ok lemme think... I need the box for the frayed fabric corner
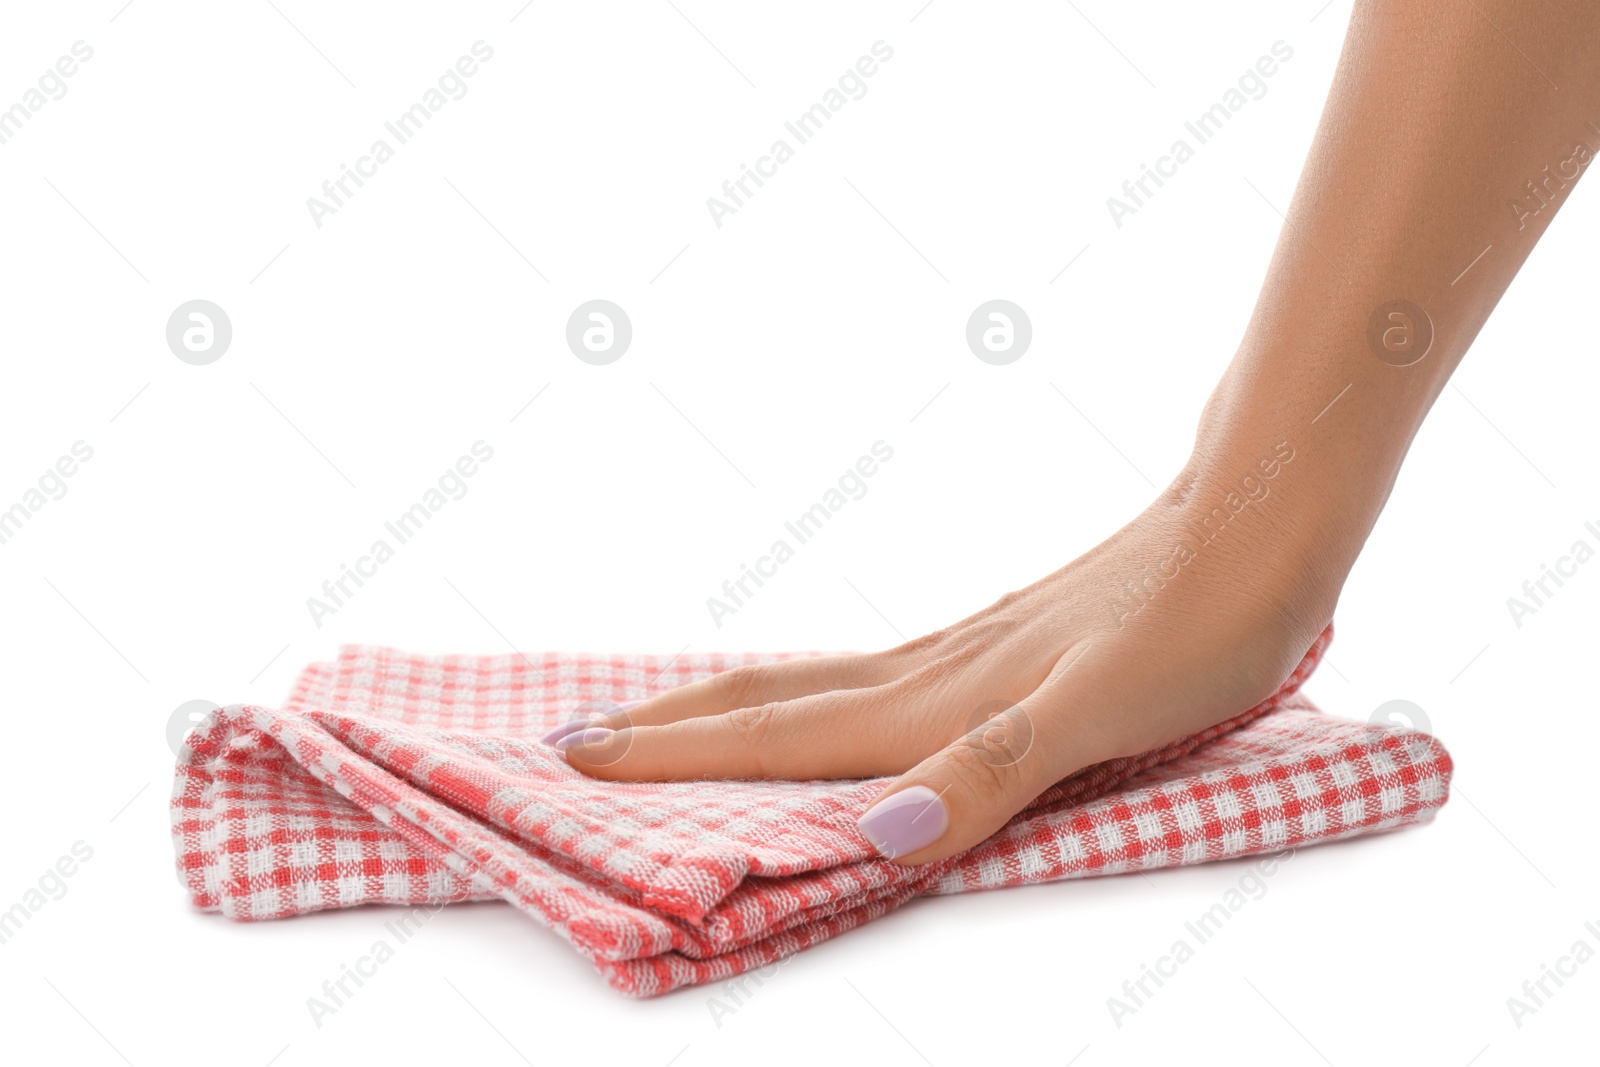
[169,625,1451,996]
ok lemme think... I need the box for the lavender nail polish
[554,727,614,752]
[540,699,645,746]
[856,786,948,859]
[540,719,591,746]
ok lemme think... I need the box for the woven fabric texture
[170,625,1452,996]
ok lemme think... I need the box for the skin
[564,0,1600,864]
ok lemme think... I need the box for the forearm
[1176,0,1600,616]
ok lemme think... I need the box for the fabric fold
[169,624,1453,996]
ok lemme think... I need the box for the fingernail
[554,727,614,752]
[856,786,948,860]
[541,700,645,746]
[541,719,590,746]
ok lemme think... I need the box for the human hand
[549,452,1340,866]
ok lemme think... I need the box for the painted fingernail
[856,786,948,860]
[554,727,614,752]
[541,719,590,746]
[540,700,645,746]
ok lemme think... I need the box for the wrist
[1152,441,1346,637]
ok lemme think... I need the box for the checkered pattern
[170,624,1452,996]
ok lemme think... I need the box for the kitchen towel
[170,624,1452,997]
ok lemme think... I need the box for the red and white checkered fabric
[170,624,1452,996]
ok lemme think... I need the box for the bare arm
[1191,0,1600,621]
[553,0,1600,865]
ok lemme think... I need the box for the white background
[1,1,1596,1064]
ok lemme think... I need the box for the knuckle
[989,586,1028,613]
[961,702,1036,769]
[725,701,777,745]
[711,663,771,706]
[871,671,930,707]
[942,735,1019,799]
[851,648,904,680]
[895,648,979,699]
[886,627,951,661]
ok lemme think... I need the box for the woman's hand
[550,448,1342,866]
[555,0,1600,865]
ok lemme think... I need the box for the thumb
[855,688,1088,866]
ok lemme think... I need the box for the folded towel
[170,624,1451,997]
